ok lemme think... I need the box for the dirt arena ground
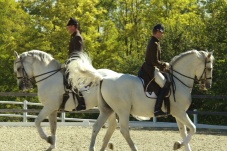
[0,126,226,151]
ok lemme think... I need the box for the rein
[32,69,62,83]
[169,58,212,102]
[15,58,62,85]
[170,59,212,88]
[170,68,195,88]
[17,68,62,84]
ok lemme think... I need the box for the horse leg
[89,108,113,151]
[174,113,196,151]
[173,119,188,150]
[100,113,117,150]
[118,114,138,151]
[46,110,58,151]
[35,106,55,148]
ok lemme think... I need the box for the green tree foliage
[204,0,227,95]
[0,0,226,123]
[199,0,227,124]
[0,0,31,91]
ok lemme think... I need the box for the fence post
[153,117,157,123]
[61,112,65,122]
[193,109,198,125]
[82,119,90,127]
[23,100,28,123]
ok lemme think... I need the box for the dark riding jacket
[142,36,166,79]
[68,31,84,57]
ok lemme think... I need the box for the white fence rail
[0,100,227,129]
[0,100,97,126]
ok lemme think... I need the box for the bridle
[168,56,213,102]
[15,57,62,87]
[196,58,213,86]
[169,57,212,88]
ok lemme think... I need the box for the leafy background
[0,0,226,124]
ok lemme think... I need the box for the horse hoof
[173,141,182,150]
[46,146,53,151]
[47,136,53,144]
[108,142,114,150]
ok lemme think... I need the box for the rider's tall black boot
[75,91,86,111]
[154,82,170,117]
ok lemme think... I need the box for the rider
[65,17,86,111]
[143,24,170,117]
[66,17,84,56]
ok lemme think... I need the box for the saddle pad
[139,77,157,99]
[145,91,157,98]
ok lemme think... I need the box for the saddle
[138,68,170,114]
[138,68,160,97]
[59,67,86,111]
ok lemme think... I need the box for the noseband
[15,57,62,87]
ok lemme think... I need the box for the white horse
[67,50,214,151]
[13,50,118,151]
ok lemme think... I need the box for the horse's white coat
[14,50,118,151]
[67,50,214,151]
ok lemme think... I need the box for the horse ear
[14,51,19,58]
[207,50,214,58]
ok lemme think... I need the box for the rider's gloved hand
[164,62,170,72]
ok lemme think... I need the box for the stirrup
[154,110,167,117]
[75,105,86,111]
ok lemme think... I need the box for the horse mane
[199,50,215,61]
[20,50,61,68]
[170,50,202,66]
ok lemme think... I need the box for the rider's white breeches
[154,67,166,88]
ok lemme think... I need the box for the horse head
[14,50,61,91]
[197,50,214,90]
[14,51,35,91]
[170,50,214,91]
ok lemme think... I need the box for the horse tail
[66,52,103,90]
